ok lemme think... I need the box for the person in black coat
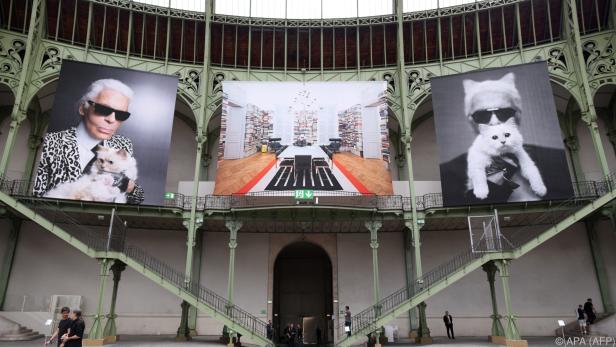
[443,311,454,339]
[584,298,597,325]
[266,320,273,340]
[61,309,85,347]
[46,307,71,346]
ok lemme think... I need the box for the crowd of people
[266,320,325,346]
[45,307,85,347]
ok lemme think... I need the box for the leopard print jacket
[33,127,145,204]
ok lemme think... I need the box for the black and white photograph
[431,62,574,207]
[33,60,177,206]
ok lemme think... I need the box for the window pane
[358,0,392,17]
[323,0,356,18]
[251,0,286,18]
[215,0,251,16]
[286,0,321,19]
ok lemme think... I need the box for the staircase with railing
[336,174,616,347]
[0,184,272,346]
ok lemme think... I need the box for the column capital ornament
[564,135,579,151]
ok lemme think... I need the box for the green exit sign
[294,189,314,200]
[164,192,175,199]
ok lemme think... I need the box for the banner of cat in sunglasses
[33,60,177,206]
[431,61,574,207]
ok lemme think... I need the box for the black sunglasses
[87,100,131,121]
[470,107,516,124]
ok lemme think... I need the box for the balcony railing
[0,176,608,212]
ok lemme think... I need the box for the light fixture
[267,300,272,304]
[333,299,339,303]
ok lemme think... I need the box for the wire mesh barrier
[0,188,269,340]
[337,172,616,343]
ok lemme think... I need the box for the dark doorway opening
[273,242,333,345]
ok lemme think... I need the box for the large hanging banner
[215,81,392,195]
[431,62,574,207]
[33,60,177,206]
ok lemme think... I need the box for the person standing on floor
[297,324,303,343]
[344,306,352,337]
[443,311,454,339]
[266,320,273,340]
[287,323,295,347]
[577,304,588,335]
[584,298,597,325]
[61,309,85,347]
[45,307,71,346]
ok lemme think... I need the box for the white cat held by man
[44,145,138,203]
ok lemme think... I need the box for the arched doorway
[273,242,333,344]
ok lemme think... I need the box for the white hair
[80,79,134,110]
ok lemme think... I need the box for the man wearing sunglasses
[33,78,144,204]
[438,73,573,206]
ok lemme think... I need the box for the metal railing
[1,190,269,340]
[0,176,608,212]
[337,172,616,342]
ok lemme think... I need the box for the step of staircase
[0,332,44,341]
[0,316,45,342]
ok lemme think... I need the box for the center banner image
[215,81,392,195]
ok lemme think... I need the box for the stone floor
[0,336,570,347]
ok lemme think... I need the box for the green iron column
[395,0,430,339]
[611,0,616,29]
[0,216,21,310]
[226,220,241,305]
[177,301,192,342]
[103,260,126,340]
[601,204,616,232]
[188,229,204,336]
[402,227,419,334]
[404,214,430,343]
[0,0,45,176]
[564,0,611,181]
[366,221,382,310]
[494,260,522,341]
[585,218,614,314]
[559,100,585,182]
[564,136,585,182]
[177,215,203,341]
[365,221,382,344]
[482,261,505,339]
[183,0,212,291]
[22,110,49,182]
[224,220,242,346]
[89,259,111,340]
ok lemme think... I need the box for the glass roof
[133,0,482,18]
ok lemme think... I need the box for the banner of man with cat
[33,60,177,206]
[431,61,574,207]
